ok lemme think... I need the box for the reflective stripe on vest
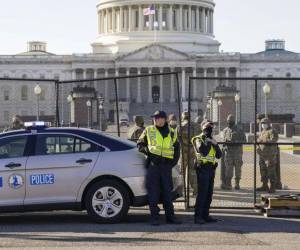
[146,126,177,159]
[191,134,217,165]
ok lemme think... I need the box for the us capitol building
[1,0,300,127]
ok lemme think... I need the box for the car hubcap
[92,186,123,218]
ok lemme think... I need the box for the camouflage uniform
[168,113,178,130]
[222,115,246,190]
[127,116,145,143]
[178,112,201,195]
[257,118,279,193]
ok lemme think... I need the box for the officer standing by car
[137,111,181,226]
[3,115,24,132]
[127,116,145,142]
[222,114,246,190]
[178,111,201,195]
[191,120,222,224]
[257,118,279,193]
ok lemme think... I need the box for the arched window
[21,85,28,101]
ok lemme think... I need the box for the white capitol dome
[92,0,220,54]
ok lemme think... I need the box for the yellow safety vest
[191,134,217,165]
[146,125,177,159]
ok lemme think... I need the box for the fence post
[254,79,258,206]
[55,81,60,127]
[114,78,121,137]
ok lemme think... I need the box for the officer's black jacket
[137,123,180,167]
[196,134,222,160]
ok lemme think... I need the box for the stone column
[207,10,210,34]
[226,68,230,86]
[72,70,76,80]
[83,69,87,80]
[188,5,192,31]
[128,5,132,32]
[169,5,173,31]
[94,69,98,79]
[104,69,109,102]
[193,68,197,99]
[170,68,175,103]
[139,5,143,31]
[214,68,218,87]
[137,68,142,103]
[98,11,101,34]
[112,7,116,32]
[126,68,130,100]
[181,68,186,101]
[203,68,208,99]
[124,8,128,31]
[160,68,164,103]
[179,5,183,31]
[201,8,205,33]
[108,9,111,32]
[158,5,163,30]
[196,7,200,32]
[211,10,214,34]
[119,6,123,32]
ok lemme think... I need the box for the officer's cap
[201,119,214,130]
[151,111,167,119]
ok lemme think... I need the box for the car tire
[85,180,130,223]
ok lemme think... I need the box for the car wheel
[85,180,130,223]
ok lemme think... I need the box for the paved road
[0,209,299,249]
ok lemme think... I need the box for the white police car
[0,122,182,223]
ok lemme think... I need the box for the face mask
[262,124,269,130]
[204,127,213,137]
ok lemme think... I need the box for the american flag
[143,5,155,16]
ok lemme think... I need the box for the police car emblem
[8,174,24,189]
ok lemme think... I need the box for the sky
[0,0,299,55]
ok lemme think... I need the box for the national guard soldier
[137,111,181,226]
[168,113,178,130]
[191,120,222,224]
[178,111,201,195]
[3,115,24,132]
[257,118,279,193]
[222,114,246,190]
[127,115,145,142]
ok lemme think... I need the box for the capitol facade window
[21,85,28,101]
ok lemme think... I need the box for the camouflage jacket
[127,126,145,143]
[178,120,201,148]
[222,125,246,154]
[257,128,278,158]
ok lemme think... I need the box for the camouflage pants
[180,147,198,195]
[259,156,277,185]
[224,152,243,181]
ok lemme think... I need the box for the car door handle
[5,163,22,169]
[76,158,93,164]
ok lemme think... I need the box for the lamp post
[86,100,92,128]
[67,94,73,127]
[218,99,223,134]
[98,96,105,131]
[263,83,271,118]
[235,93,240,124]
[34,84,42,121]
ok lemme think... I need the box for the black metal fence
[187,77,300,209]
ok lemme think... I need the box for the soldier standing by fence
[127,116,145,142]
[222,115,246,190]
[257,118,279,193]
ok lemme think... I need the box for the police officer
[257,118,279,193]
[192,120,222,224]
[222,114,246,190]
[178,111,201,195]
[137,111,181,226]
[3,115,24,132]
[127,116,145,142]
[168,113,178,130]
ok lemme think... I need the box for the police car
[0,122,182,223]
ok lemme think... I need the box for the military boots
[256,183,269,192]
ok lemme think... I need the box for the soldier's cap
[134,115,144,124]
[261,118,271,124]
[201,119,214,130]
[151,111,167,119]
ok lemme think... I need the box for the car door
[0,135,29,207]
[25,133,101,205]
